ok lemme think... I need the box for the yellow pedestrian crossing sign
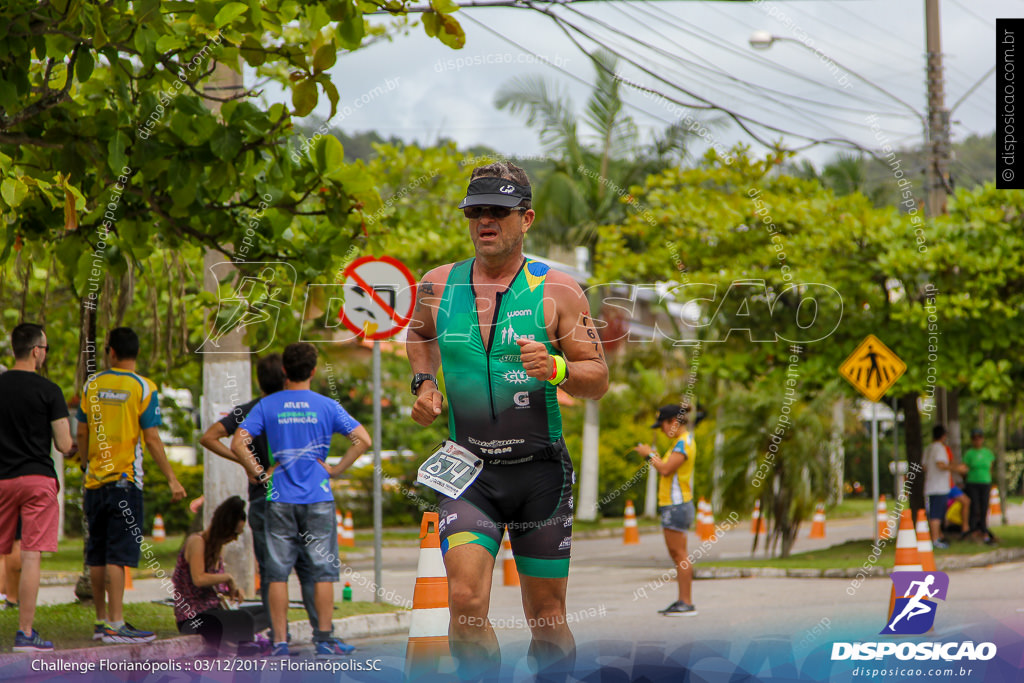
[839,334,906,402]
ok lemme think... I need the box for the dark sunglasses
[463,206,527,220]
[35,344,49,351]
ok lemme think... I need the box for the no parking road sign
[339,255,417,340]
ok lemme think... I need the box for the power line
[526,1,878,156]
[611,1,916,120]
[948,0,993,30]
[590,4,894,141]
[458,11,679,129]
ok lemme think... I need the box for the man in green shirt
[963,428,997,544]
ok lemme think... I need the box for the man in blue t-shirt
[232,342,370,657]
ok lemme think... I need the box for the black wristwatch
[411,373,437,396]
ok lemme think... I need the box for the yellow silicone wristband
[548,355,567,385]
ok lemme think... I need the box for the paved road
[31,504,1024,681]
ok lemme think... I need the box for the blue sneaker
[315,638,355,657]
[14,629,54,652]
[101,622,156,644]
[93,622,108,641]
[270,642,290,657]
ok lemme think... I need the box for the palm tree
[495,49,705,254]
[714,381,834,558]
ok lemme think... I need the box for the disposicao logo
[881,571,948,635]
[831,570,997,663]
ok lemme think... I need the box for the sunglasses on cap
[463,205,528,220]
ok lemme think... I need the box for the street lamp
[748,31,775,51]
[747,31,925,126]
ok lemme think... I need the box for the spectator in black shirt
[0,323,74,651]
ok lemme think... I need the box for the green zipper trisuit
[436,257,563,459]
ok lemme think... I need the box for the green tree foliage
[593,148,1024,541]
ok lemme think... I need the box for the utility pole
[200,61,254,596]
[924,0,951,218]
[924,0,959,459]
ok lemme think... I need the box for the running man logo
[198,262,296,354]
[880,571,949,635]
[839,334,907,402]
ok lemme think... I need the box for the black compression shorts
[438,440,573,578]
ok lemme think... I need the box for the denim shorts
[264,500,339,583]
[659,501,695,532]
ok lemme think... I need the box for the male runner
[407,161,609,679]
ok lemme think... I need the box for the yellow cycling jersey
[76,369,162,489]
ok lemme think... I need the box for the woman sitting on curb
[172,495,269,655]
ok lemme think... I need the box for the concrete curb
[693,547,1024,579]
[0,612,411,678]
[288,610,412,642]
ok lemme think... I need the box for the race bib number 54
[417,441,483,499]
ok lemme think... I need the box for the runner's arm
[521,271,608,400]
[408,268,446,426]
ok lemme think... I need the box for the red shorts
[0,475,59,553]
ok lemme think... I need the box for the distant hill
[785,132,995,209]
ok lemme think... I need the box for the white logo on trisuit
[500,324,517,346]
[507,309,532,318]
[504,370,530,385]
[558,536,571,550]
[499,184,515,194]
[514,391,530,407]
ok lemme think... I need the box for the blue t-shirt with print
[240,389,360,504]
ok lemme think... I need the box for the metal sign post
[871,401,879,541]
[372,340,383,598]
[339,255,417,603]
[840,334,907,543]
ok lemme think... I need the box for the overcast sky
[260,0,1008,169]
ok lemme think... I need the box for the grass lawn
[701,524,1024,571]
[826,498,876,519]
[0,600,403,653]
[42,536,184,574]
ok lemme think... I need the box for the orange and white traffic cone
[152,514,166,542]
[915,509,937,572]
[698,498,716,542]
[809,502,826,539]
[877,495,891,540]
[124,566,134,591]
[341,511,355,548]
[751,500,768,534]
[623,500,640,545]
[405,512,452,680]
[989,485,1002,518]
[708,499,717,540]
[887,508,923,622]
[501,534,519,587]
